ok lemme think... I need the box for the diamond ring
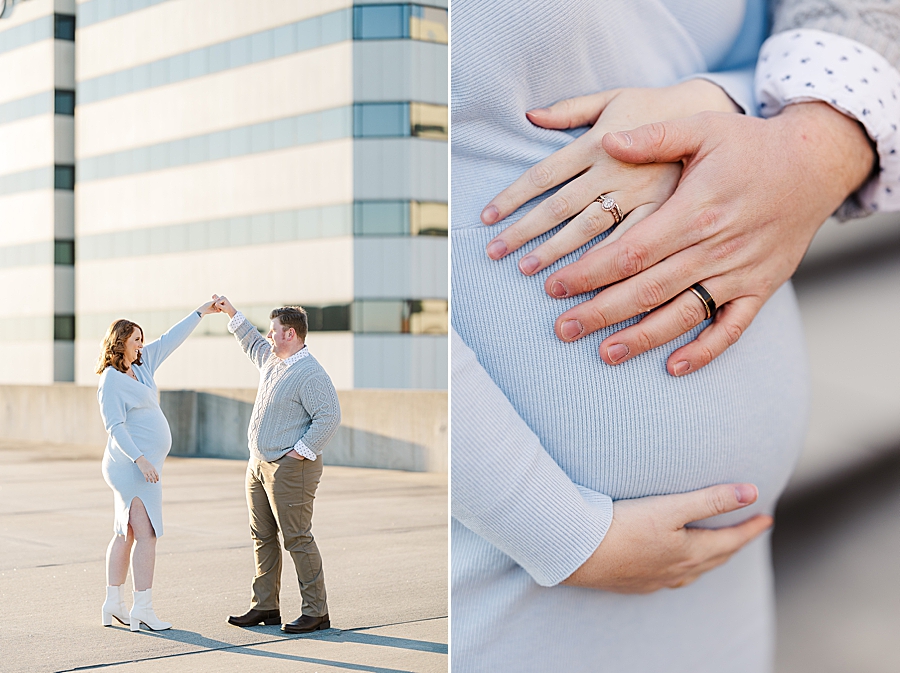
[594,193,623,225]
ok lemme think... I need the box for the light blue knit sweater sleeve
[97,370,143,462]
[451,329,614,587]
[233,317,273,369]
[685,0,767,115]
[695,66,757,115]
[140,311,202,375]
[296,373,341,454]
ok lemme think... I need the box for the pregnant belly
[106,406,173,469]
[452,230,810,524]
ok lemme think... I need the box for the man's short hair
[270,306,308,341]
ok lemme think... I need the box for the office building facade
[1,0,447,390]
[0,0,76,383]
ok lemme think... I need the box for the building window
[409,5,448,43]
[410,201,448,235]
[352,300,448,334]
[54,315,75,341]
[410,102,447,139]
[354,102,448,139]
[354,201,409,236]
[408,299,449,334]
[55,90,75,116]
[353,5,447,44]
[54,165,75,190]
[353,5,409,40]
[54,240,75,265]
[306,305,351,332]
[54,14,76,41]
[353,201,448,236]
[354,102,409,138]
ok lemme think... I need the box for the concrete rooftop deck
[0,442,447,673]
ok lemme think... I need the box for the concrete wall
[0,384,447,472]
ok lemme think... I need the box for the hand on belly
[563,483,772,593]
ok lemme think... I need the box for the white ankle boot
[101,584,131,626]
[129,588,172,631]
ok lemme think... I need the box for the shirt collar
[279,345,309,368]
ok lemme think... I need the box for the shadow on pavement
[123,629,416,673]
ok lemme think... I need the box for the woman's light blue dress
[99,312,201,537]
[451,1,809,671]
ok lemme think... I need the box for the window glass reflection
[54,315,75,341]
[410,201,448,236]
[54,14,75,41]
[410,6,448,44]
[354,103,409,137]
[355,201,409,235]
[408,299,449,334]
[354,4,448,43]
[54,165,75,190]
[55,90,75,116]
[352,300,448,333]
[54,240,75,265]
[353,5,409,39]
[410,102,448,139]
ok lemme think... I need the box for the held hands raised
[196,294,237,318]
[564,484,772,593]
[212,295,237,318]
[196,298,223,316]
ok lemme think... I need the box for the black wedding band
[688,283,717,320]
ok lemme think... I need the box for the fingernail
[481,205,500,225]
[549,280,568,298]
[607,343,629,363]
[734,484,758,504]
[560,319,584,341]
[486,240,507,259]
[673,361,691,376]
[518,255,540,275]
[526,107,549,117]
[611,131,632,148]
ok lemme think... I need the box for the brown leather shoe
[281,613,330,633]
[227,608,281,627]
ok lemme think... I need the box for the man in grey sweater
[214,295,341,634]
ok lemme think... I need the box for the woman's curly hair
[96,319,143,374]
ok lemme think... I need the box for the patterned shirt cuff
[756,29,900,217]
[293,439,317,461]
[227,311,246,333]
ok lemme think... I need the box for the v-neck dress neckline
[114,366,150,390]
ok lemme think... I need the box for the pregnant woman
[98,299,220,631]
[452,0,898,670]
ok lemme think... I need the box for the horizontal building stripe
[0,14,52,55]
[75,299,448,340]
[72,201,446,261]
[0,91,52,126]
[0,315,53,342]
[77,9,352,106]
[76,102,444,184]
[0,201,446,268]
[0,166,52,196]
[0,239,54,269]
[77,0,173,29]
[77,106,352,182]
[77,205,353,260]
[2,110,444,196]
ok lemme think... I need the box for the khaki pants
[246,454,327,617]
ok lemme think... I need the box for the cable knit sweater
[231,317,341,462]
